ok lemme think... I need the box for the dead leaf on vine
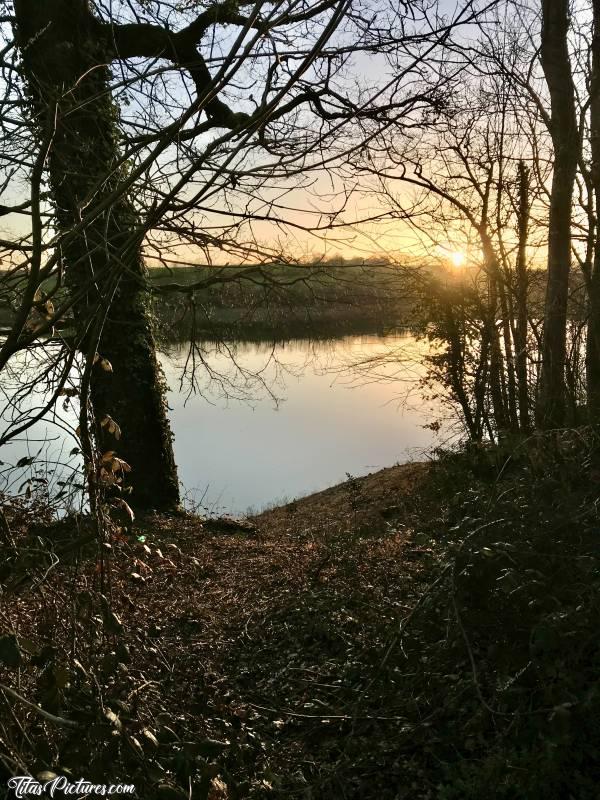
[111,498,135,525]
[93,353,113,372]
[100,415,121,439]
[98,467,118,486]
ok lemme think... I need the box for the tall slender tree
[536,0,578,427]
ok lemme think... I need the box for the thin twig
[0,682,79,729]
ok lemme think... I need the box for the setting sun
[450,251,466,268]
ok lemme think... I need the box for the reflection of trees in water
[323,331,455,440]
[162,337,292,407]
[0,330,432,511]
[151,287,410,346]
[0,340,84,513]
[159,330,421,409]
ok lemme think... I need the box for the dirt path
[2,463,433,799]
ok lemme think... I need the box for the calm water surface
[160,332,441,514]
[0,332,443,513]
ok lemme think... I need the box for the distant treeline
[149,261,418,341]
[0,260,587,343]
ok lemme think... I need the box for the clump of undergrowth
[376,430,600,799]
[412,431,600,799]
[220,431,600,799]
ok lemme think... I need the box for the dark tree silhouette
[536,0,578,427]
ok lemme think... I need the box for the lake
[160,331,442,514]
[0,331,443,515]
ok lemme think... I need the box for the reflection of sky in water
[0,343,82,510]
[0,333,443,515]
[161,332,443,515]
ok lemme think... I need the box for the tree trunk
[498,291,519,431]
[515,161,531,432]
[587,1,600,419]
[14,0,180,510]
[486,278,508,433]
[537,0,578,428]
[480,233,509,434]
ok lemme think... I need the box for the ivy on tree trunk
[14,0,180,510]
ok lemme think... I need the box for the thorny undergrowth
[0,434,599,799]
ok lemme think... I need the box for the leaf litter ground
[2,441,600,800]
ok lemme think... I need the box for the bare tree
[345,0,600,438]
[0,0,481,510]
[350,46,547,437]
[536,0,579,427]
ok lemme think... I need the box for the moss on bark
[15,0,180,509]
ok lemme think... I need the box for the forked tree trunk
[14,0,180,510]
[537,0,578,428]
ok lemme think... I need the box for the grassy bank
[1,435,599,798]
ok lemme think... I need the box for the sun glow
[449,251,466,268]
[436,244,468,269]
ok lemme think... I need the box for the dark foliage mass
[1,435,599,798]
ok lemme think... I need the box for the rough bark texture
[537,0,578,428]
[14,0,180,510]
[587,1,600,419]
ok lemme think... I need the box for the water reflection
[160,331,440,514]
[0,332,441,515]
[0,342,82,511]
